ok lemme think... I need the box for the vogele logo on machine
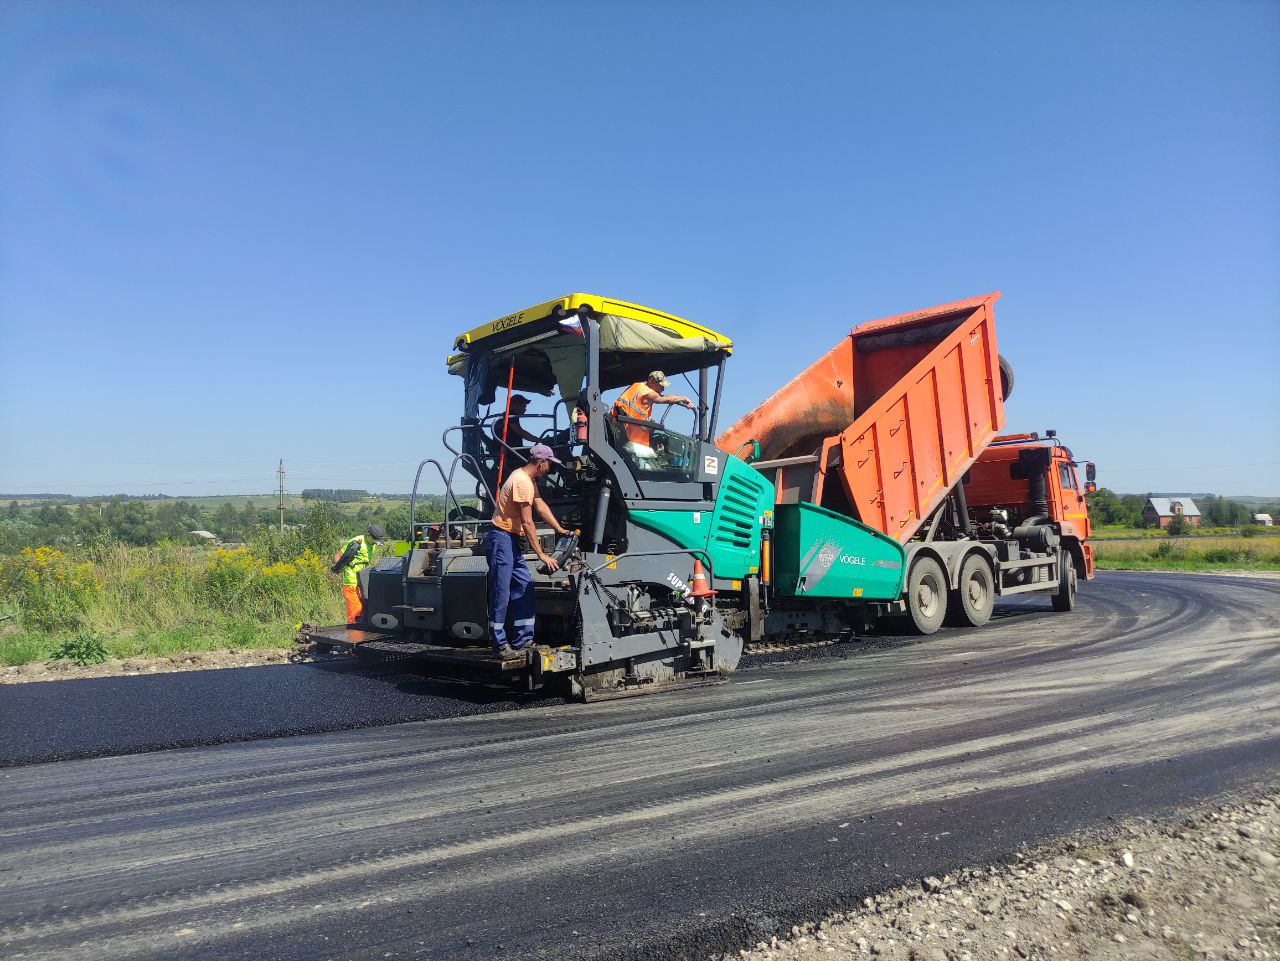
[491,311,529,333]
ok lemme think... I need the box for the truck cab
[966,433,1096,580]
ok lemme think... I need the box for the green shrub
[1201,546,1256,565]
[50,634,108,666]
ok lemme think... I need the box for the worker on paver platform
[484,444,570,659]
[612,370,695,455]
[334,524,385,624]
[493,394,540,456]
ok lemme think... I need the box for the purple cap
[528,444,562,464]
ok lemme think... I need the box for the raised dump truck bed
[718,292,1007,543]
[719,292,1091,634]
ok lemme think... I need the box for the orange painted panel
[959,313,998,444]
[843,427,884,531]
[933,347,970,483]
[905,371,943,522]
[871,398,914,536]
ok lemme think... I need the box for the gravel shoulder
[0,647,294,684]
[727,789,1279,961]
[1096,568,1280,580]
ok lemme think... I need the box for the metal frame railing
[408,452,494,546]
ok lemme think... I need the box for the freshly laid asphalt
[1,571,1277,961]
[0,657,560,768]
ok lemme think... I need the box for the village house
[1143,496,1202,529]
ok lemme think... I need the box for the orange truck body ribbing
[717,292,1005,544]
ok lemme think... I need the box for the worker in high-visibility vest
[612,370,695,454]
[334,524,385,623]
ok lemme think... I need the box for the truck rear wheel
[906,556,947,635]
[948,554,995,627]
[1051,550,1077,612]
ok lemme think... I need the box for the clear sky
[1,0,1277,498]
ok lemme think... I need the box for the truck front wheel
[906,556,947,635]
[949,554,995,627]
[1051,550,1077,612]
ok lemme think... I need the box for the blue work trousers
[483,528,535,650]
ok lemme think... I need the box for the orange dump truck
[718,292,1095,633]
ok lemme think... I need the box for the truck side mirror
[1085,482,1097,494]
[1086,462,1096,482]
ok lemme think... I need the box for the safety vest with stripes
[613,383,657,445]
[337,535,377,587]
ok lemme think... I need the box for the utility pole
[277,459,286,531]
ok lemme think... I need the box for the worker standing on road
[612,370,695,453]
[484,444,570,659]
[334,524,385,624]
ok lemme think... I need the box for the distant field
[1094,535,1280,572]
[3,494,410,509]
[1091,525,1279,540]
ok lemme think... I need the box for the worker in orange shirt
[484,444,571,658]
[611,370,695,455]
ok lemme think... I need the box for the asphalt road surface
[2,571,1277,961]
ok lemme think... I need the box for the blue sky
[1,0,1277,498]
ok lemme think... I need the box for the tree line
[1,496,451,554]
[1084,490,1274,529]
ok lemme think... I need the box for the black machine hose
[591,479,613,552]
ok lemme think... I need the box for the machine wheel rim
[965,572,988,611]
[917,575,941,617]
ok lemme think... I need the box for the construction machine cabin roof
[449,293,732,355]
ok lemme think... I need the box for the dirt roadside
[0,647,296,684]
[724,789,1279,961]
[1098,569,1280,580]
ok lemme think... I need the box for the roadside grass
[1091,524,1279,539]
[1094,535,1280,572]
[0,621,303,667]
[0,542,344,667]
